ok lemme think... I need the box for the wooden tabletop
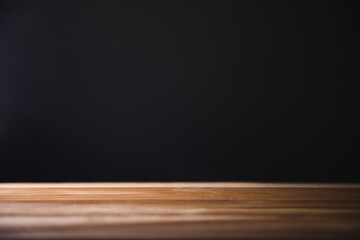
[0,183,359,239]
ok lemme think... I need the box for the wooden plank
[0,183,359,239]
[1,182,359,188]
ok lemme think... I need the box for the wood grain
[0,183,359,239]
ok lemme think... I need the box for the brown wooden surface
[0,183,359,239]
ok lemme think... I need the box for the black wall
[0,1,359,182]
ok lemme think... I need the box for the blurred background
[0,0,358,182]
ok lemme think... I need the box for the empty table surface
[0,183,359,239]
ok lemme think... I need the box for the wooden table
[0,183,359,239]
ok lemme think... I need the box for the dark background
[0,1,358,182]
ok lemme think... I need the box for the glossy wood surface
[0,183,359,239]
